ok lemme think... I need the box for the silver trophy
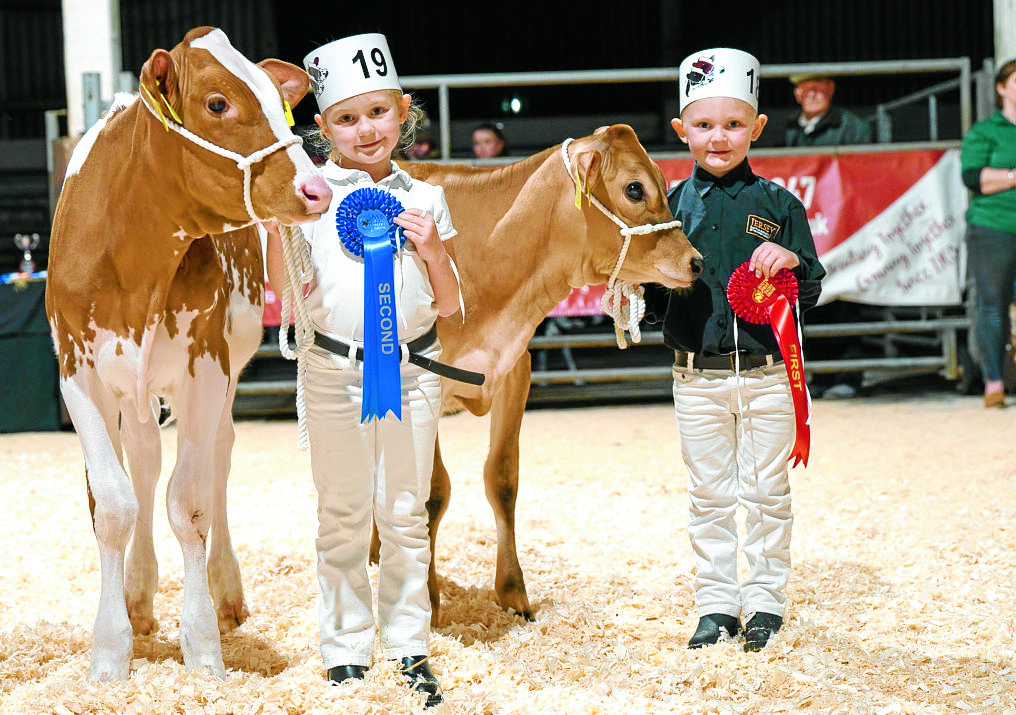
[14,233,40,274]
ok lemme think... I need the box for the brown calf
[401,124,703,622]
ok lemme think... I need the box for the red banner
[655,149,967,307]
[263,149,967,325]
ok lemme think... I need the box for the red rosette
[726,261,799,324]
[726,260,811,468]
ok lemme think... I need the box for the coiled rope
[277,224,316,448]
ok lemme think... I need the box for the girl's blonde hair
[305,89,424,162]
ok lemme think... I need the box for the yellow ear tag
[141,85,170,131]
[160,92,181,124]
[283,100,295,127]
[574,165,584,209]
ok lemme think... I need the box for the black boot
[687,613,741,648]
[327,664,368,684]
[743,612,783,652]
[399,655,443,707]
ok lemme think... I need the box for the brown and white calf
[45,26,330,681]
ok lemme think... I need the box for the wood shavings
[2,396,1015,713]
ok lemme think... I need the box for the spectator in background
[782,74,873,147]
[782,73,872,399]
[472,121,507,158]
[959,57,1016,408]
[405,113,438,160]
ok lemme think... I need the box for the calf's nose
[299,174,332,215]
[691,256,705,276]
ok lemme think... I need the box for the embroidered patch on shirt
[746,215,781,241]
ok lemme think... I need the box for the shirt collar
[321,159,412,190]
[798,112,825,134]
[691,160,753,198]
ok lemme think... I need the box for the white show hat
[303,33,402,113]
[678,48,760,112]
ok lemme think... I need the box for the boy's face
[671,97,767,178]
[316,89,410,172]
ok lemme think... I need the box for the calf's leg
[426,436,452,624]
[484,356,533,620]
[206,381,249,633]
[167,367,228,677]
[121,398,163,636]
[62,375,138,681]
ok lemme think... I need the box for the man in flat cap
[783,74,872,147]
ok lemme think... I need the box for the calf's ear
[140,49,178,105]
[259,59,312,110]
[575,145,603,193]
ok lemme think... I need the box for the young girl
[263,33,460,707]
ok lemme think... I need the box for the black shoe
[327,664,368,684]
[743,612,783,652]
[687,613,741,649]
[399,655,443,707]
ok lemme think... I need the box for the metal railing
[230,59,983,412]
[401,58,976,158]
[234,310,970,413]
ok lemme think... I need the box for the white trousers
[303,347,442,668]
[672,358,795,620]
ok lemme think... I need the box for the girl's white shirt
[303,159,457,345]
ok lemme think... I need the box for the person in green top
[960,58,1016,408]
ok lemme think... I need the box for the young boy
[644,48,826,651]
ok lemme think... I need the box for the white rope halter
[277,223,316,449]
[140,88,303,224]
[560,138,682,348]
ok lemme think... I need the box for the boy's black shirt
[644,160,826,357]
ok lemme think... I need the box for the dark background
[0,0,999,272]
[2,0,997,140]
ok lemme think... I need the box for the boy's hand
[749,242,800,278]
[394,209,442,261]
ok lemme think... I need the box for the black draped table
[0,278,62,432]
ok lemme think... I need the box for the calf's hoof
[88,652,131,682]
[216,596,250,634]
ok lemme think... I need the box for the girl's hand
[393,209,461,317]
[749,242,800,278]
[394,209,442,261]
[260,218,281,239]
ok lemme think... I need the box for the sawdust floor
[1,389,1015,714]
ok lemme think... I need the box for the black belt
[313,323,485,385]
[675,351,780,371]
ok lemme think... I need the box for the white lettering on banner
[817,150,966,306]
[809,212,830,238]
[769,175,817,209]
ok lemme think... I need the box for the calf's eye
[625,181,645,201]
[207,97,228,114]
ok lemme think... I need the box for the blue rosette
[335,187,406,422]
[335,187,407,257]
